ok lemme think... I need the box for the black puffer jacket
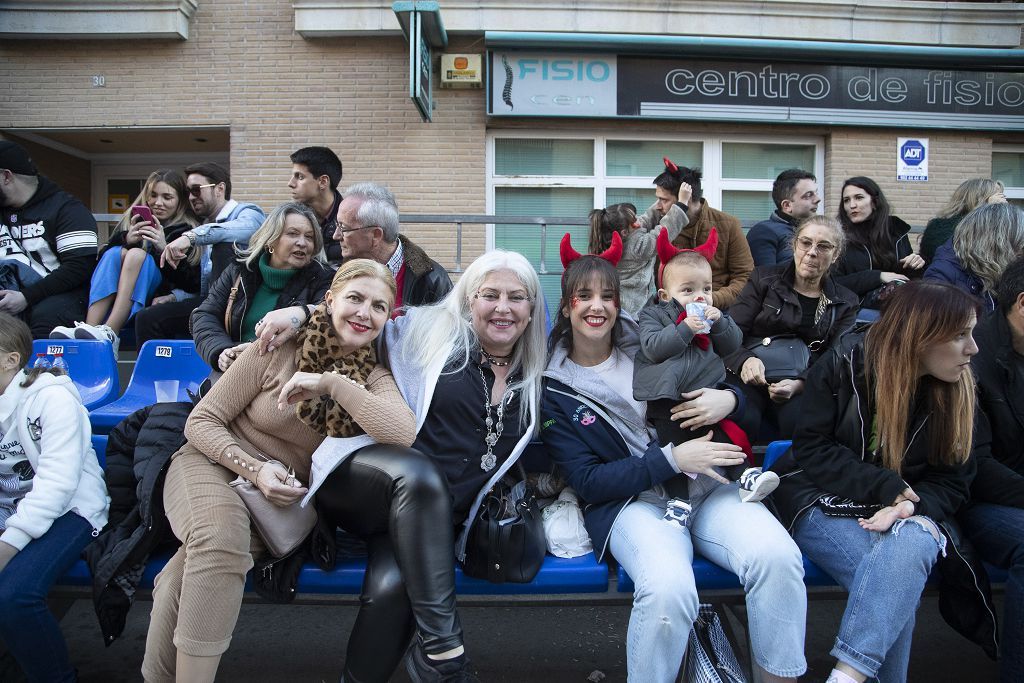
[83,402,192,645]
[190,259,334,367]
[773,333,999,659]
[724,263,858,380]
[833,216,915,296]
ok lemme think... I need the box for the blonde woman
[142,259,415,682]
[772,281,988,683]
[924,202,1024,312]
[51,169,198,352]
[921,177,1007,263]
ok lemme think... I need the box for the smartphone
[131,205,154,224]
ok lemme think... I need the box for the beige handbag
[228,450,316,558]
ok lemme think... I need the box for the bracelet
[185,231,197,247]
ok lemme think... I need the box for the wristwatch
[185,231,197,247]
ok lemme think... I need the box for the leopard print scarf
[293,304,378,437]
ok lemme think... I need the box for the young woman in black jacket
[189,202,334,372]
[833,176,925,307]
[772,281,983,683]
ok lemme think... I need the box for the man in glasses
[0,140,98,337]
[288,146,344,267]
[135,162,265,344]
[747,168,821,267]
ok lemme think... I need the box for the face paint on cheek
[570,296,582,309]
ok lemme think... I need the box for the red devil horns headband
[655,226,719,288]
[560,230,623,270]
[663,156,678,173]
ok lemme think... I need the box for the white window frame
[993,144,1024,201]
[486,131,825,248]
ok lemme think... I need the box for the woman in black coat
[190,202,334,372]
[833,176,925,309]
[725,216,857,440]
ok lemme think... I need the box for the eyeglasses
[338,224,378,235]
[186,183,217,197]
[795,237,836,254]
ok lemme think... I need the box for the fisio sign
[490,52,617,116]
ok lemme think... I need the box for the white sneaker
[738,467,780,503]
[49,322,81,339]
[74,323,120,358]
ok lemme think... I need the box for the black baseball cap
[0,141,39,176]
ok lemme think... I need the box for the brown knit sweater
[183,337,415,486]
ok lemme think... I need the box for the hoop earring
[267,246,275,254]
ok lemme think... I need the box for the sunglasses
[186,183,217,197]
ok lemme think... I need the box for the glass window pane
[993,152,1024,188]
[606,141,702,177]
[494,187,593,319]
[722,143,815,180]
[494,138,593,176]
[607,188,653,213]
[722,190,774,227]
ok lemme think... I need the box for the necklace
[481,349,512,367]
[477,365,511,471]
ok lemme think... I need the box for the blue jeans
[960,502,1024,683]
[793,506,943,682]
[609,482,807,682]
[0,511,93,682]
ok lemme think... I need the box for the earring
[268,247,275,254]
[326,305,333,315]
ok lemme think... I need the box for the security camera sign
[897,137,928,181]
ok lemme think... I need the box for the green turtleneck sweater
[241,253,298,342]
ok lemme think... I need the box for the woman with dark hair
[833,176,924,309]
[542,242,806,683]
[924,202,1024,313]
[772,281,990,683]
[0,312,109,682]
[920,177,1006,264]
[190,202,333,375]
[51,169,199,353]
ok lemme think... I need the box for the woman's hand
[670,387,738,430]
[126,214,147,246]
[218,342,251,371]
[768,378,804,403]
[677,181,693,206]
[151,293,176,306]
[137,217,167,253]
[0,540,18,574]
[858,500,915,532]
[740,356,767,386]
[255,306,308,354]
[880,271,909,284]
[255,461,307,507]
[277,370,330,409]
[892,486,920,507]
[899,254,925,271]
[670,431,746,485]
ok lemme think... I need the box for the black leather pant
[315,444,462,683]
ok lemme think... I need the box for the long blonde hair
[865,281,980,471]
[116,169,199,265]
[937,178,1004,219]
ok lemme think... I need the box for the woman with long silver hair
[309,249,548,682]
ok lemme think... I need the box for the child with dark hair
[633,229,778,524]
[0,311,109,681]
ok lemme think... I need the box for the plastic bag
[541,487,593,558]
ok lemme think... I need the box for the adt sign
[900,139,926,166]
[897,137,929,182]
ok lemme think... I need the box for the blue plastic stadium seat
[89,340,210,434]
[32,339,118,411]
[91,434,108,469]
[618,555,838,593]
[763,440,793,470]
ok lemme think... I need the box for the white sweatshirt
[0,370,109,550]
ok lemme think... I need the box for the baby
[633,228,778,526]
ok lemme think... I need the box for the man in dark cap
[0,140,98,336]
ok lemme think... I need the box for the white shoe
[738,467,780,503]
[74,323,120,358]
[49,322,81,339]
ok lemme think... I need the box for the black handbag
[745,335,810,382]
[462,464,546,584]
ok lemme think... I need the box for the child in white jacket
[0,312,109,682]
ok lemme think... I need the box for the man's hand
[670,387,738,430]
[161,234,191,269]
[0,290,27,315]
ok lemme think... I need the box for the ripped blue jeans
[793,506,944,683]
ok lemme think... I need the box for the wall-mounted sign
[488,51,1024,130]
[897,137,929,182]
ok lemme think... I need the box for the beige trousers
[141,444,265,682]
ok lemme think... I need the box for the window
[993,147,1024,209]
[488,133,823,316]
